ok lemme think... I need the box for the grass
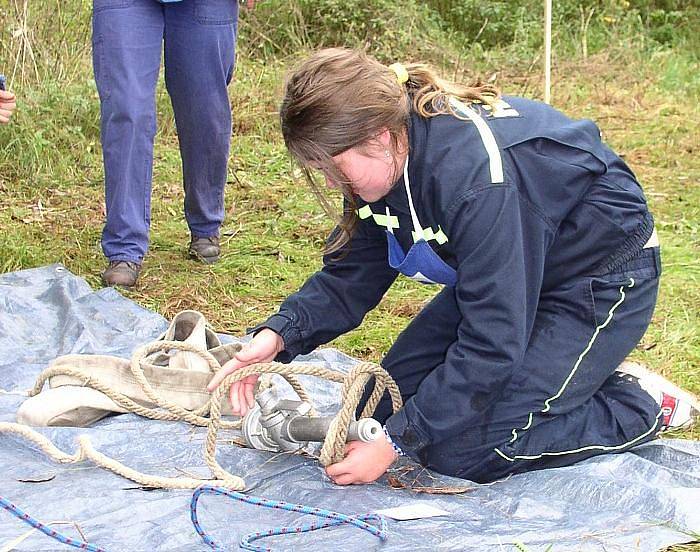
[6,51,697,396]
[0,1,699,549]
[0,4,698,398]
[0,2,698,413]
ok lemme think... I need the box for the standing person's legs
[366,248,663,483]
[163,0,238,264]
[92,0,163,284]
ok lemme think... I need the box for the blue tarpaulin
[1,264,699,551]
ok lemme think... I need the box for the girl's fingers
[208,340,273,413]
[238,383,249,416]
[207,365,234,391]
[207,357,252,391]
[244,381,256,410]
[230,382,240,414]
[329,472,355,485]
[325,459,351,478]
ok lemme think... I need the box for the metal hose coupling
[242,386,382,452]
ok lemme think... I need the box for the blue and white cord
[1,495,108,552]
[190,485,388,551]
[3,484,389,552]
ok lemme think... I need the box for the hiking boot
[617,361,700,432]
[102,260,141,288]
[189,235,220,264]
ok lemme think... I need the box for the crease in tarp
[1,264,699,551]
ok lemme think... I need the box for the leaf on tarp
[387,476,475,495]
[16,474,56,483]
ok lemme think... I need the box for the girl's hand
[206,328,284,416]
[325,438,398,485]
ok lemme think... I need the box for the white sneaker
[616,361,700,431]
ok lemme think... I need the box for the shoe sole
[102,278,138,288]
[188,250,219,264]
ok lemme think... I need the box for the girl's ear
[376,128,392,148]
[360,129,392,156]
[374,127,408,155]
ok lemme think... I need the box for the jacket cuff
[247,313,303,363]
[384,403,431,462]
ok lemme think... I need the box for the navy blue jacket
[258,96,653,460]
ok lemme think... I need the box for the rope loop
[8,316,403,484]
[2,315,403,550]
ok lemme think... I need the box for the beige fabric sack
[17,310,241,427]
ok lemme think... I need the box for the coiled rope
[1,334,402,549]
[6,339,402,486]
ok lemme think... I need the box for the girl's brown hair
[280,48,499,254]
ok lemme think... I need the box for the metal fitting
[242,387,382,453]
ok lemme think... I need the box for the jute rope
[1,337,402,490]
[0,421,242,490]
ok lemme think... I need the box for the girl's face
[320,131,404,203]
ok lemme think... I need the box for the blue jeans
[361,247,662,483]
[92,0,238,262]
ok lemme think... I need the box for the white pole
[544,0,552,104]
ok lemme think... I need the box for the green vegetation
[0,0,699,482]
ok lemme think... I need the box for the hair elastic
[388,63,409,85]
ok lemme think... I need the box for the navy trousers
[92,0,238,263]
[363,247,662,483]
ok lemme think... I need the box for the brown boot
[188,235,220,264]
[102,260,141,287]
